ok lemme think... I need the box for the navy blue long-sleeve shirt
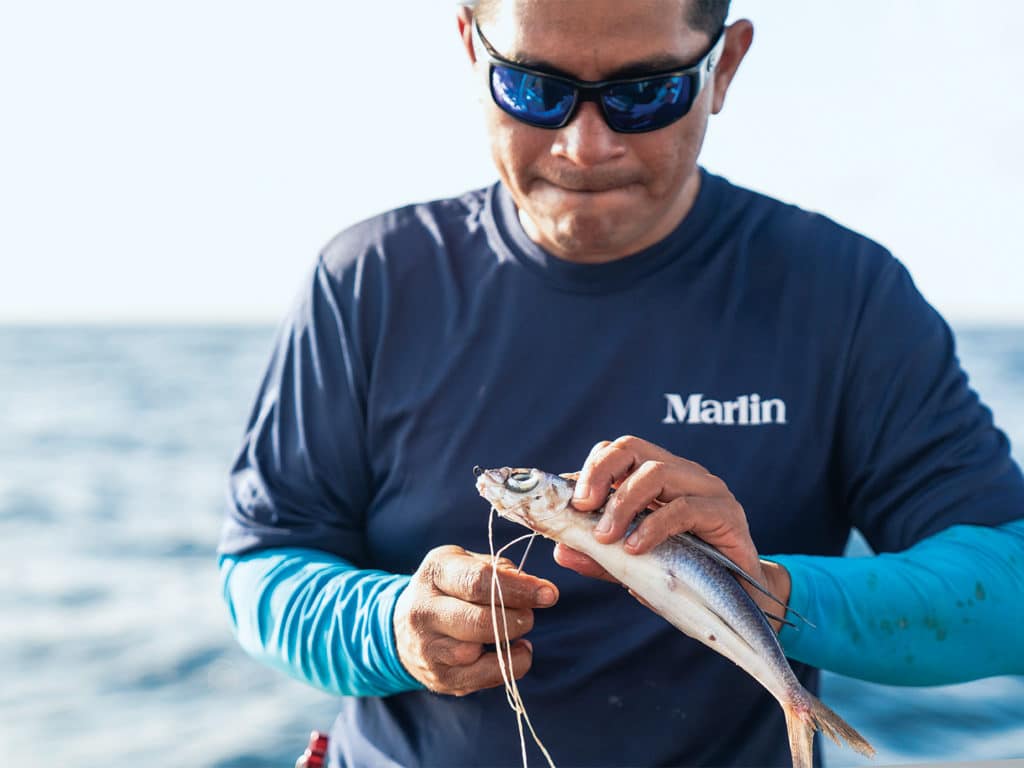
[219,170,1024,767]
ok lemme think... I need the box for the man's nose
[550,102,627,166]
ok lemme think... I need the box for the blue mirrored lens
[490,65,575,127]
[603,75,693,132]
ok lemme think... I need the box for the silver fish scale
[652,536,796,682]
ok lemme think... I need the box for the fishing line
[517,533,536,574]
[488,507,557,768]
[489,508,529,762]
[493,533,554,768]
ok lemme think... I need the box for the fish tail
[783,690,875,768]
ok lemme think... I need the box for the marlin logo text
[662,393,787,425]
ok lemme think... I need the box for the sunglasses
[473,21,726,134]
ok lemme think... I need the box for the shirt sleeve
[764,254,1024,684]
[219,548,423,696]
[768,517,1024,684]
[216,252,426,697]
[835,257,1024,549]
[218,254,378,564]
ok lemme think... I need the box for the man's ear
[457,6,477,65]
[710,19,753,115]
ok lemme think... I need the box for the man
[218,1,1024,765]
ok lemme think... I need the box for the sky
[1,1,1022,324]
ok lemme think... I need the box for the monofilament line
[488,507,557,768]
[517,533,535,574]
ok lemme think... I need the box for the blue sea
[1,325,1022,767]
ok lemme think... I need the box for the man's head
[470,0,731,39]
[457,0,752,263]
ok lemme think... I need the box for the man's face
[461,0,750,263]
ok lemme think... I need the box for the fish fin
[788,605,815,629]
[672,533,816,628]
[783,691,875,768]
[761,610,797,629]
[558,472,580,482]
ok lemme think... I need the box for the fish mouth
[474,467,536,529]
[474,467,509,497]
[475,467,510,511]
[484,467,510,485]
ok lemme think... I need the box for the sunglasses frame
[473,20,727,134]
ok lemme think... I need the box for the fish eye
[506,470,539,493]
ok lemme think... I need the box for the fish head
[474,466,575,537]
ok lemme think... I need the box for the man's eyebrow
[503,52,693,81]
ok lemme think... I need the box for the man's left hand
[553,435,792,632]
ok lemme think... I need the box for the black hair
[468,0,730,39]
[686,0,730,38]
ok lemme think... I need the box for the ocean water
[1,325,1021,767]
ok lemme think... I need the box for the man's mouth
[538,173,640,195]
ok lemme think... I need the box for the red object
[295,730,329,768]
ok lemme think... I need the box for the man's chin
[545,214,638,262]
[518,185,653,261]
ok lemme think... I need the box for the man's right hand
[394,545,559,696]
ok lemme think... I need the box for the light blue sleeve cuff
[219,548,425,697]
[764,518,1024,686]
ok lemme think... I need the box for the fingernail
[625,531,640,548]
[521,638,533,653]
[573,484,590,504]
[595,515,611,535]
[536,587,556,606]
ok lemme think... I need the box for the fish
[474,466,875,768]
